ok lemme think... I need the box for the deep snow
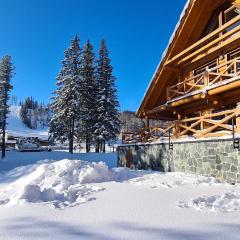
[1,151,240,239]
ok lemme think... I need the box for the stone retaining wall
[117,138,240,183]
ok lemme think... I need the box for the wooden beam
[208,78,240,95]
[166,15,240,66]
[186,36,240,66]
[169,93,205,107]
[147,104,168,115]
[176,24,240,66]
[164,65,180,72]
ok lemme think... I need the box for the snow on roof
[137,0,191,115]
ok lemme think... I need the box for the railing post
[204,70,209,87]
[173,121,179,138]
[236,103,240,134]
[234,59,237,76]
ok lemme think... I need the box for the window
[193,60,218,85]
[224,6,240,32]
[194,60,218,76]
[227,48,240,73]
[201,5,240,38]
[201,12,219,37]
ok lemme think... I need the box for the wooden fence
[122,108,240,144]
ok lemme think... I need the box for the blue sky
[0,0,186,111]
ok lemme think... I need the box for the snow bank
[179,190,240,212]
[0,159,114,208]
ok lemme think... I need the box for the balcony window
[194,60,218,76]
[224,6,240,32]
[227,48,240,73]
[192,60,218,86]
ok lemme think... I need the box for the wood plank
[166,15,240,66]
[172,25,240,66]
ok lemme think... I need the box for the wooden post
[204,70,209,87]
[201,108,211,131]
[218,54,226,77]
[236,103,240,133]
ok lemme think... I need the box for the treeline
[120,110,169,132]
[50,36,120,153]
[120,111,144,132]
[20,97,51,129]
[0,55,14,158]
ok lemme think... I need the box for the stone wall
[117,138,240,183]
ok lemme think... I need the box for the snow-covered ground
[7,106,49,140]
[0,151,240,239]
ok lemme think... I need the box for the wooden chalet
[123,0,240,143]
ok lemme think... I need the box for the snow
[1,151,240,239]
[7,105,49,140]
[0,159,114,208]
[179,190,240,212]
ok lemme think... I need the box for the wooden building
[124,0,240,143]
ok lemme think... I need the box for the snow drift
[179,190,240,212]
[128,172,222,189]
[0,159,114,208]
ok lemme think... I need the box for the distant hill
[7,106,49,140]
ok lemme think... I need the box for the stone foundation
[117,138,240,183]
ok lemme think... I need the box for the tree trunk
[95,141,99,153]
[2,90,7,159]
[86,137,90,153]
[69,117,74,154]
[103,140,105,153]
[2,118,6,159]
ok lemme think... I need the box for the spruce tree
[49,35,81,153]
[95,40,120,152]
[0,55,14,158]
[77,40,98,152]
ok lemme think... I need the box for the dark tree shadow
[1,217,240,240]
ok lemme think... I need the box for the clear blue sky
[0,0,186,111]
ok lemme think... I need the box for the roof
[136,0,229,118]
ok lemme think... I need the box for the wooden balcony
[166,15,240,67]
[122,107,240,144]
[167,57,240,101]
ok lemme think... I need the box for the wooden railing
[122,107,240,144]
[166,15,240,66]
[167,57,240,101]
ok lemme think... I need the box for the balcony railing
[166,15,240,66]
[167,57,240,101]
[122,107,240,144]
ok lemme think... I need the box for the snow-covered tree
[76,40,98,152]
[0,55,14,158]
[49,35,81,153]
[95,40,120,152]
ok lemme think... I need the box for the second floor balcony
[167,57,240,102]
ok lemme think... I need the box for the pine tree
[0,55,14,158]
[76,40,98,152]
[95,40,120,152]
[49,35,81,153]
